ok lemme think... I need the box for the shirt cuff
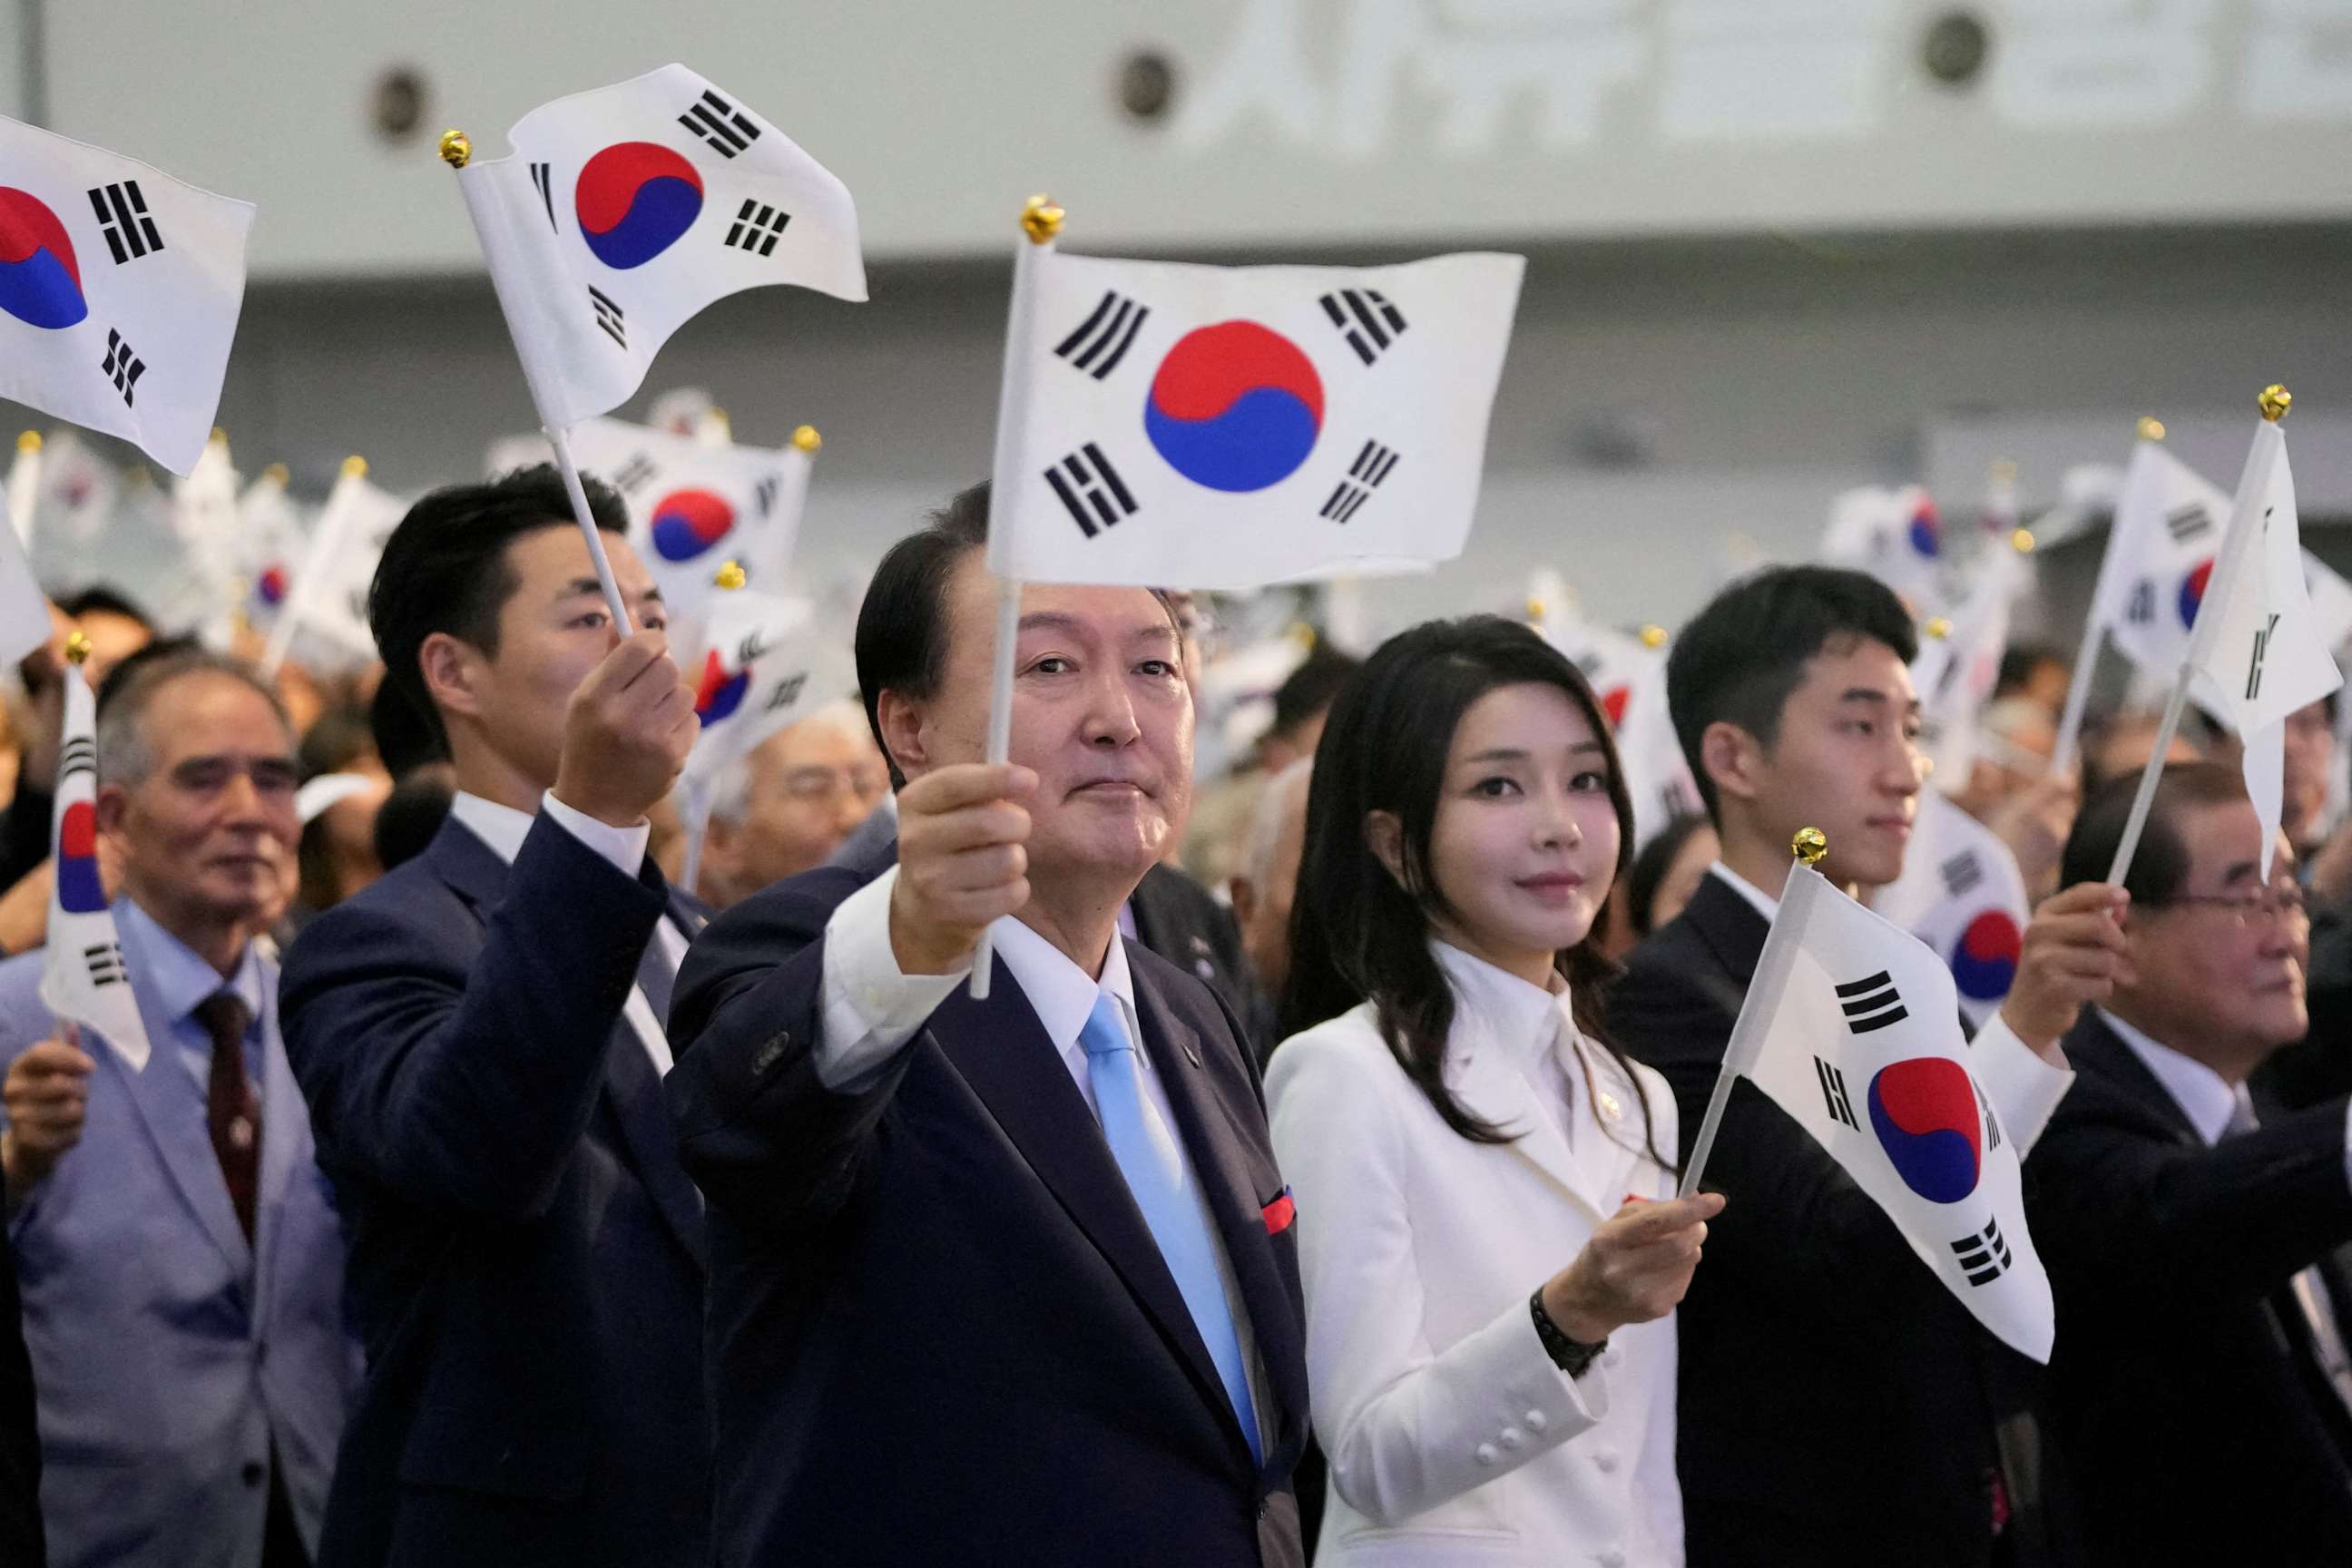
[817,866,967,1091]
[1975,1014,2075,1154]
[540,789,652,879]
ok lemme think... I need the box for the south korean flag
[452,64,866,428]
[0,114,252,475]
[990,250,1524,589]
[1873,790,2032,1028]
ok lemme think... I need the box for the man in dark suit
[2027,762,2352,1560]
[0,1170,38,1565]
[1608,566,2127,1567]
[666,483,1309,1567]
[279,467,709,1568]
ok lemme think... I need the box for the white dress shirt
[815,863,1269,1438]
[447,790,686,1077]
[1709,862,2076,1151]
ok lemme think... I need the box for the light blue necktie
[1080,992,1262,1463]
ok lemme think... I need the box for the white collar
[987,913,1140,1057]
[448,791,536,864]
[1430,940,1572,1072]
[1709,860,1782,923]
[2099,1007,2239,1146]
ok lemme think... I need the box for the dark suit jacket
[0,1171,39,1567]
[1130,864,1266,1056]
[1608,875,2070,1568]
[2024,1010,2352,1562]
[665,861,1311,1568]
[279,817,709,1568]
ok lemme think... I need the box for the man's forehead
[2180,798,2269,876]
[1798,634,1916,697]
[144,675,292,755]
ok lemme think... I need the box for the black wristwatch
[1530,1289,1608,1377]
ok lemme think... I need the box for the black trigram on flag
[1814,1057,1859,1130]
[2126,578,2157,625]
[1319,288,1407,367]
[59,736,95,779]
[1941,849,1984,899]
[753,475,780,516]
[83,942,127,988]
[86,181,164,264]
[1054,291,1149,380]
[1321,440,1401,523]
[2166,502,2216,545]
[723,200,791,257]
[1044,444,1138,538]
[2248,610,2282,702]
[589,287,626,348]
[1951,1216,2014,1287]
[611,453,657,495]
[679,89,760,157]
[1836,970,1908,1034]
[529,163,558,232]
[763,671,809,715]
[100,329,144,407]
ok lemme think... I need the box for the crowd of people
[0,463,2348,1566]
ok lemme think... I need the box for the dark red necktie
[193,991,260,1241]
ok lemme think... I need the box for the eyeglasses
[2154,881,2308,927]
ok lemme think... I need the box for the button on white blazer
[1266,943,1684,1567]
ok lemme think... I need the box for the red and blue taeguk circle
[649,487,734,562]
[1142,321,1324,494]
[1948,910,2021,1002]
[1867,1057,1983,1204]
[2178,557,2212,630]
[1908,497,1942,559]
[695,649,750,725]
[575,143,703,270]
[55,801,107,914]
[0,188,88,330]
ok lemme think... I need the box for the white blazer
[1265,944,1684,1568]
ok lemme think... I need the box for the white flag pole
[7,431,41,548]
[968,195,1062,1001]
[2051,418,2169,778]
[1680,831,1828,1198]
[2104,391,2288,887]
[440,129,633,636]
[678,778,715,897]
[260,456,364,679]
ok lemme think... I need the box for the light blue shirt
[113,897,267,1094]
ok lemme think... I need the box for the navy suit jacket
[279,816,709,1568]
[666,860,1310,1568]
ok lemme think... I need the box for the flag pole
[968,193,1063,1001]
[2103,388,2289,886]
[1680,828,1828,1198]
[440,128,633,637]
[7,431,40,548]
[2051,417,2168,778]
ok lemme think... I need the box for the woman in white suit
[1267,616,1721,1568]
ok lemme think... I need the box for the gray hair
[1239,758,1315,893]
[705,698,871,828]
[95,646,294,788]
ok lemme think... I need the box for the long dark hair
[1279,615,1669,1164]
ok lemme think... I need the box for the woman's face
[1416,681,1622,980]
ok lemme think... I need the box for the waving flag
[1914,534,2031,786]
[2096,436,2231,683]
[6,430,37,545]
[0,493,44,666]
[1821,484,1946,614]
[678,588,832,791]
[233,463,308,631]
[0,115,251,475]
[39,655,150,1070]
[452,64,865,429]
[1695,856,2053,1360]
[258,457,407,673]
[1874,791,2032,1028]
[1535,597,1698,851]
[988,249,1522,588]
[166,430,242,643]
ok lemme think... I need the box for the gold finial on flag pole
[1924,616,1952,641]
[1640,624,1668,650]
[1020,194,1064,244]
[437,130,472,170]
[209,427,227,447]
[713,561,746,591]
[340,455,368,479]
[2136,416,2166,443]
[1524,595,1545,624]
[263,463,289,485]
[2259,384,2292,423]
[64,632,91,666]
[790,425,821,453]
[1793,827,1827,866]
[2011,527,2036,554]
[15,431,38,455]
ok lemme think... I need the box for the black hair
[55,584,154,632]
[1269,644,1363,740]
[1667,565,1919,822]
[1624,813,1712,938]
[373,764,456,873]
[1279,614,1669,1164]
[297,706,376,782]
[368,463,627,756]
[1993,642,2066,702]
[2061,761,2257,906]
[368,671,450,780]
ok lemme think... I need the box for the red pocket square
[1261,1189,1296,1235]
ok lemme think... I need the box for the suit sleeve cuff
[1975,1014,2074,1153]
[818,866,966,1090]
[540,790,652,878]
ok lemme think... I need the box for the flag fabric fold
[259,462,408,672]
[1873,791,2032,1028]
[39,660,150,1070]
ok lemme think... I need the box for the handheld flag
[1681,831,2053,1361]
[1914,530,2032,787]
[1874,791,2032,1028]
[38,643,150,1070]
[1821,484,1946,614]
[0,115,251,475]
[258,457,407,674]
[167,429,242,644]
[672,586,832,887]
[1534,596,1697,850]
[233,463,307,632]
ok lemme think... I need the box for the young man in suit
[2028,763,2352,1561]
[279,467,709,1568]
[0,643,354,1567]
[1607,565,2129,1567]
[666,483,1310,1567]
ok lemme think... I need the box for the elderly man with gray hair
[0,640,354,1568]
[695,698,890,908]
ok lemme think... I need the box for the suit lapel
[1448,1034,1611,1221]
[250,988,306,1328]
[1684,874,1770,992]
[926,964,1233,1442]
[2069,1014,2207,1148]
[1128,955,1308,1465]
[114,975,252,1289]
